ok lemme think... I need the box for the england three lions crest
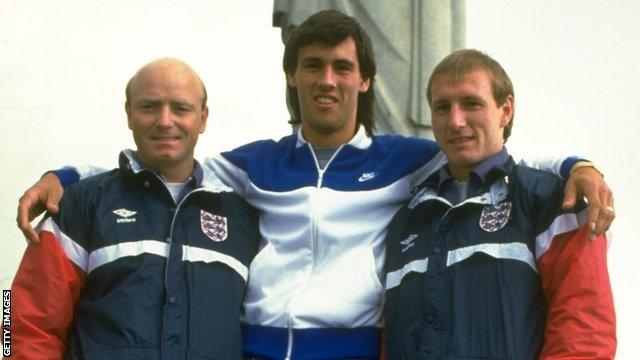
[200,210,228,242]
[479,201,512,233]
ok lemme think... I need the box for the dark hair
[283,10,377,136]
[427,49,515,141]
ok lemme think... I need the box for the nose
[449,104,467,129]
[155,105,174,129]
[318,66,336,90]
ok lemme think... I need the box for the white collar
[294,125,372,150]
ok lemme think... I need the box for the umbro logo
[113,208,137,223]
[400,234,418,253]
[358,172,378,182]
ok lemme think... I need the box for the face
[287,37,370,147]
[125,61,208,177]
[430,70,513,179]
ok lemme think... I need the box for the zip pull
[285,316,294,359]
[307,143,344,188]
[317,168,325,188]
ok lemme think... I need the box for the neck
[449,165,471,181]
[301,124,357,148]
[137,156,195,183]
[160,164,194,182]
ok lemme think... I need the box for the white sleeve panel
[73,165,109,181]
[203,155,249,196]
[515,157,565,178]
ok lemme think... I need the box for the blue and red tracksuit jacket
[384,155,616,359]
[10,150,259,359]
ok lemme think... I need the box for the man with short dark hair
[16,11,614,360]
[384,49,616,359]
[11,58,259,359]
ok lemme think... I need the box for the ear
[125,102,133,130]
[286,72,297,88]
[359,76,371,93]
[499,95,514,128]
[199,106,209,134]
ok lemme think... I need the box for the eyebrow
[460,95,486,104]
[170,99,196,107]
[299,56,322,64]
[333,59,356,69]
[135,99,197,109]
[299,56,356,67]
[432,94,486,103]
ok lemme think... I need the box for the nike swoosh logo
[358,172,377,182]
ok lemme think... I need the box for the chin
[146,151,179,162]
[448,153,479,167]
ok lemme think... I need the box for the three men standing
[13,10,615,360]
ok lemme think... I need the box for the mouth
[314,95,337,106]
[150,135,181,142]
[448,136,474,145]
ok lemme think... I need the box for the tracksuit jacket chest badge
[479,201,512,233]
[200,209,228,242]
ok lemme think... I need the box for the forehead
[129,65,202,102]
[431,70,493,100]
[297,37,359,64]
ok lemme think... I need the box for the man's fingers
[43,173,63,213]
[602,187,615,232]
[605,205,615,232]
[17,196,41,243]
[16,172,63,243]
[24,226,40,244]
[562,179,578,210]
[17,214,38,243]
[595,203,615,235]
[592,205,614,238]
[585,194,614,239]
[587,182,615,237]
[582,184,603,240]
[46,200,60,214]
[587,205,600,241]
[565,164,616,239]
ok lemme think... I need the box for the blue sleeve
[52,167,81,188]
[559,157,585,179]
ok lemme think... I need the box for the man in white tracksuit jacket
[17,9,614,360]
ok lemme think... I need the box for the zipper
[309,145,342,270]
[142,172,180,287]
[283,144,344,359]
[285,316,294,360]
[152,174,198,356]
[164,185,206,287]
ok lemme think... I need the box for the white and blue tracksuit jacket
[207,127,444,359]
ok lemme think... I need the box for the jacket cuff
[560,156,585,179]
[50,167,80,188]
